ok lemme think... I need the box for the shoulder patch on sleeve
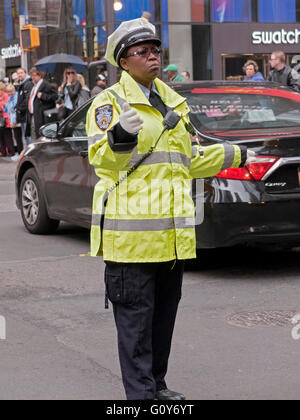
[94,104,114,132]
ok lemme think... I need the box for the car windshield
[185,87,300,133]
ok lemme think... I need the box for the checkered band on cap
[105,18,161,67]
[114,28,161,65]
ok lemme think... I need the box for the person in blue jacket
[243,60,264,82]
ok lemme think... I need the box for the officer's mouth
[148,63,160,71]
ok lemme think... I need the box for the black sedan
[15,81,300,252]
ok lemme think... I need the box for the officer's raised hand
[245,149,256,165]
[119,102,143,134]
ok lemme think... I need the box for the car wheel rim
[22,179,39,225]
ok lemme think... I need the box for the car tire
[20,168,60,234]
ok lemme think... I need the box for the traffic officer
[86,18,253,400]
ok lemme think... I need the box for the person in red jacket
[0,82,14,157]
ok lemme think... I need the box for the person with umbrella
[56,67,82,120]
[35,53,88,75]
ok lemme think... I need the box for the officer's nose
[148,51,160,61]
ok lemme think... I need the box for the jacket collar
[119,71,186,110]
[20,75,31,85]
[34,78,44,91]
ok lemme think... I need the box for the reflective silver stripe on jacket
[88,133,106,147]
[191,146,198,158]
[128,149,191,169]
[107,88,127,108]
[220,143,235,171]
[92,217,196,231]
[92,214,102,226]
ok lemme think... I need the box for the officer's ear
[119,57,129,72]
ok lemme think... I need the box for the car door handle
[79,150,88,158]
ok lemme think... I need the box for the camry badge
[265,182,287,187]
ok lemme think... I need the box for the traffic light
[21,24,40,51]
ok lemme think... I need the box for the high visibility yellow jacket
[86,71,243,262]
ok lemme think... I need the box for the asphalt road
[1,157,300,400]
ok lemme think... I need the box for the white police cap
[105,18,161,67]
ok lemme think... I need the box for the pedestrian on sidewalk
[15,68,33,147]
[243,60,264,82]
[91,74,107,97]
[163,64,186,82]
[268,50,299,91]
[77,74,91,108]
[26,67,58,142]
[5,84,23,160]
[56,67,82,120]
[0,82,14,157]
[181,71,191,81]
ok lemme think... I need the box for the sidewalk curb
[0,157,18,164]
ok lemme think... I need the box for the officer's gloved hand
[119,102,143,134]
[245,150,256,165]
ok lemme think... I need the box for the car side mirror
[40,122,59,139]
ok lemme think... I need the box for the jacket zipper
[130,99,186,266]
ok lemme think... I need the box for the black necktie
[149,90,167,117]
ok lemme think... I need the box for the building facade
[1,0,300,83]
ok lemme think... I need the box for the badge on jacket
[95,104,114,132]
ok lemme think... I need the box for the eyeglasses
[67,71,75,75]
[125,47,162,59]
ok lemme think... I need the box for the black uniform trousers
[0,127,15,156]
[104,260,184,400]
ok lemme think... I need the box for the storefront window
[4,0,14,40]
[94,0,105,23]
[27,0,61,28]
[93,0,106,53]
[212,0,252,23]
[114,0,154,22]
[161,0,191,22]
[160,1,192,49]
[162,25,192,80]
[162,24,211,81]
[73,0,86,27]
[191,0,210,22]
[91,25,106,59]
[192,25,212,80]
[258,0,296,23]
[161,0,209,22]
[72,0,86,55]
[19,0,26,15]
[45,0,62,28]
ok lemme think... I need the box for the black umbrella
[35,53,88,74]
